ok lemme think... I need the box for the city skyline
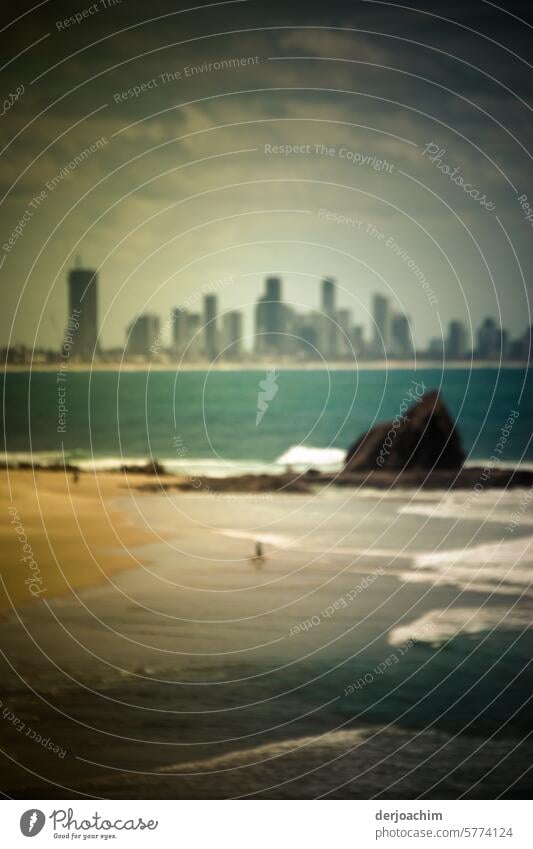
[2,4,532,356]
[1,0,532,808]
[3,263,531,364]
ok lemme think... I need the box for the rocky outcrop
[345,388,465,473]
[119,459,166,475]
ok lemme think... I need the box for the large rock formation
[345,388,465,473]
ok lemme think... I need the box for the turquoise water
[1,367,531,466]
[1,369,532,798]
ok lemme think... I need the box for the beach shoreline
[3,461,533,494]
[3,360,531,373]
[0,475,531,799]
[2,460,533,615]
[0,468,185,612]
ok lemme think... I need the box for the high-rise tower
[255,276,285,355]
[372,294,391,357]
[204,294,219,360]
[321,277,338,358]
[67,262,98,359]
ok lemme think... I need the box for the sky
[1,0,532,351]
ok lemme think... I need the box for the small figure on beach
[251,540,265,569]
[72,469,79,485]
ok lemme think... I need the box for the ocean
[1,366,532,798]
[2,367,532,472]
[1,488,532,798]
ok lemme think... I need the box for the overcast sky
[1,0,532,351]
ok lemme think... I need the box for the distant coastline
[3,359,532,373]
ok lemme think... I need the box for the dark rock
[328,467,533,490]
[120,459,166,475]
[345,389,465,472]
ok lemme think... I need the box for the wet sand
[0,476,531,798]
[0,469,184,612]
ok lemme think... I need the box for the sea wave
[79,725,533,799]
[0,444,346,476]
[388,605,533,648]
[402,535,533,595]
[3,447,532,480]
[398,488,533,524]
[275,445,345,470]
[465,458,533,472]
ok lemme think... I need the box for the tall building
[173,308,205,359]
[335,308,352,358]
[296,320,319,358]
[266,276,281,303]
[350,325,365,357]
[288,312,311,358]
[428,337,445,357]
[204,295,219,361]
[255,276,285,355]
[508,326,531,361]
[187,313,203,359]
[391,313,413,358]
[172,308,192,356]
[447,320,468,359]
[523,325,533,362]
[321,278,338,358]
[67,263,98,359]
[372,294,391,357]
[309,311,328,357]
[222,311,243,359]
[126,314,160,357]
[477,317,501,359]
[321,278,336,314]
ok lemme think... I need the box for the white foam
[77,457,149,471]
[156,729,367,774]
[162,458,275,478]
[465,459,533,472]
[402,535,533,595]
[219,529,295,548]
[0,452,277,476]
[0,451,65,466]
[389,606,533,648]
[276,445,345,470]
[399,489,533,525]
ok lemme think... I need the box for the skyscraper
[477,317,500,359]
[172,308,191,356]
[68,263,98,360]
[321,278,335,314]
[299,323,319,358]
[428,337,445,357]
[350,325,365,357]
[222,311,243,359]
[372,294,392,357]
[204,295,219,361]
[335,308,352,358]
[266,276,281,303]
[126,314,160,357]
[321,278,338,358]
[391,313,412,358]
[447,320,468,359]
[255,276,285,355]
[186,313,203,359]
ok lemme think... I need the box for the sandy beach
[1,0,532,820]
[0,469,186,613]
[0,471,531,798]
